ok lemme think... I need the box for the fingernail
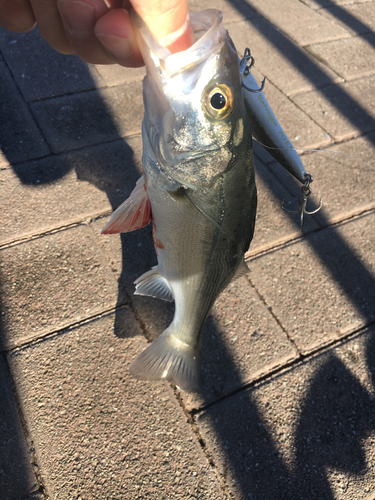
[58,0,95,35]
[95,33,131,58]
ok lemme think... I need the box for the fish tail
[129,328,202,393]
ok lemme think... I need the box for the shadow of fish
[102,9,257,392]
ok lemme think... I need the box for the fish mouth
[132,9,226,80]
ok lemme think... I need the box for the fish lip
[132,9,225,78]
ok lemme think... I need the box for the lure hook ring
[240,48,266,93]
[281,174,323,231]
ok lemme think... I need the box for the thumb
[130,0,193,52]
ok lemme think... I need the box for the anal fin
[134,266,173,302]
[101,176,152,234]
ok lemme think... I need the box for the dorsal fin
[101,176,152,234]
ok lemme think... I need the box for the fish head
[133,9,247,187]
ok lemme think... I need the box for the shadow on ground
[1,4,375,496]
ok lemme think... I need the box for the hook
[240,47,254,75]
[281,174,323,231]
[240,48,266,93]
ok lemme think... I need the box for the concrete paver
[307,33,375,79]
[228,17,342,96]
[0,356,38,498]
[182,275,298,410]
[249,212,375,354]
[93,64,146,87]
[8,311,226,500]
[0,62,49,166]
[321,2,375,36]
[262,131,375,228]
[0,225,121,349]
[0,137,143,245]
[302,0,375,9]
[291,74,375,140]
[191,0,259,22]
[0,28,103,101]
[243,0,350,45]
[196,326,375,500]
[30,82,143,154]
[291,132,375,224]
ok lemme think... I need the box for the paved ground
[1,0,375,499]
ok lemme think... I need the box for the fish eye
[203,84,234,120]
[210,92,226,110]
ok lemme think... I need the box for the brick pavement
[1,1,375,498]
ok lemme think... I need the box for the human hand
[0,0,191,66]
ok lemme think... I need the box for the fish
[102,9,257,392]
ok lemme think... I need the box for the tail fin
[129,329,202,392]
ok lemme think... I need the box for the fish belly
[129,135,256,392]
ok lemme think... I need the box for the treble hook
[281,174,323,231]
[240,48,266,93]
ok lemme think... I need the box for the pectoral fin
[101,176,152,234]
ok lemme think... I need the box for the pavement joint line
[2,303,130,354]
[26,78,145,105]
[172,386,234,500]
[255,129,375,163]
[0,216,112,250]
[290,71,375,93]
[4,189,367,257]
[225,16,348,81]
[0,132,143,172]
[296,137,375,160]
[246,272,302,355]
[1,136,143,174]
[189,319,375,417]
[285,92,335,140]
[27,84,106,105]
[304,41,375,82]
[125,292,159,345]
[0,53,52,158]
[1,352,48,499]
[9,290,373,391]
[246,205,375,261]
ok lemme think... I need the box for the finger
[129,0,193,52]
[57,0,122,64]
[30,0,74,54]
[94,8,143,67]
[0,0,36,32]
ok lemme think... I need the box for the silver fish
[102,9,257,392]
